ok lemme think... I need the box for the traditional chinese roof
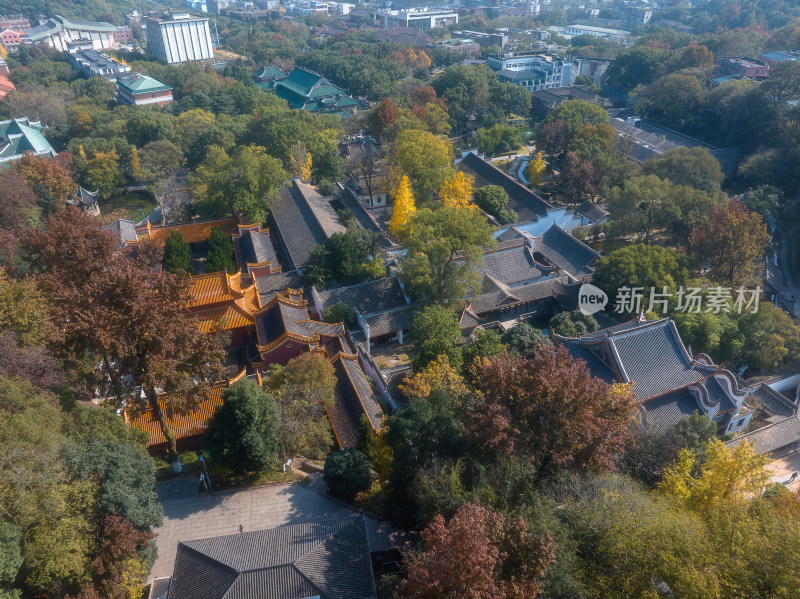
[469,274,578,316]
[139,217,240,246]
[124,370,247,450]
[116,73,172,94]
[726,412,800,455]
[531,224,599,277]
[576,200,609,223]
[255,289,345,350]
[329,352,384,448]
[471,244,551,286]
[254,64,287,81]
[361,304,418,338]
[317,277,407,317]
[270,180,346,270]
[102,219,139,244]
[273,67,352,111]
[254,270,304,304]
[189,272,261,333]
[0,117,55,162]
[233,227,279,273]
[168,517,377,599]
[456,152,553,220]
[338,187,394,247]
[25,14,118,40]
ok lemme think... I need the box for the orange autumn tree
[389,175,416,235]
[440,171,475,210]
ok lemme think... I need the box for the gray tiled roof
[457,152,553,220]
[642,389,701,431]
[559,319,714,401]
[271,181,346,269]
[254,271,303,304]
[362,304,417,337]
[468,274,565,315]
[727,413,800,455]
[330,355,384,447]
[318,277,407,316]
[169,517,376,599]
[576,200,609,223]
[750,384,798,418]
[338,187,394,248]
[532,224,599,277]
[234,229,278,270]
[471,245,550,286]
[102,219,138,244]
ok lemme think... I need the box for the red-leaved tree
[397,503,555,599]
[23,208,226,459]
[469,344,635,474]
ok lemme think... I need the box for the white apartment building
[487,53,571,91]
[144,12,214,64]
[378,8,458,29]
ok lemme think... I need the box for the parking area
[148,481,402,583]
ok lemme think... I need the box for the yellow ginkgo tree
[525,151,546,188]
[388,175,416,235]
[289,141,312,181]
[440,171,475,210]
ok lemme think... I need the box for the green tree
[592,244,691,315]
[606,174,675,243]
[322,302,358,329]
[542,99,610,140]
[85,150,125,195]
[162,231,194,275]
[207,379,281,474]
[473,185,517,224]
[605,45,671,90]
[462,329,506,367]
[642,147,724,193]
[302,227,384,289]
[323,448,373,500]
[390,129,455,201]
[501,321,546,358]
[204,226,236,274]
[549,310,600,337]
[138,140,184,184]
[399,206,496,304]
[411,305,463,371]
[743,185,784,220]
[0,520,22,599]
[476,124,520,155]
[191,144,288,224]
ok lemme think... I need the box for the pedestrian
[790,472,798,483]
[239,524,244,533]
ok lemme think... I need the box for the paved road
[766,447,800,492]
[148,481,403,584]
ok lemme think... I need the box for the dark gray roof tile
[532,224,598,277]
[457,152,553,220]
[576,200,609,223]
[318,277,407,316]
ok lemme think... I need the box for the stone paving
[148,480,402,584]
[766,447,800,492]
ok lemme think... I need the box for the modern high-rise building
[144,12,213,64]
[487,52,571,91]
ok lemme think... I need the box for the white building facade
[487,53,571,91]
[144,13,214,64]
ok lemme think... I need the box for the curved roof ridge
[541,222,599,256]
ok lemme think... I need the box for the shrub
[323,448,373,499]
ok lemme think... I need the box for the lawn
[99,190,155,225]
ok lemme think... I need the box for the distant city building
[488,52,571,91]
[0,59,15,98]
[378,8,458,29]
[452,29,508,48]
[434,38,480,55]
[24,15,119,51]
[67,50,132,79]
[759,50,800,69]
[144,12,214,64]
[0,28,26,52]
[0,16,31,30]
[718,57,769,78]
[570,57,609,84]
[116,73,174,106]
[0,117,56,164]
[561,24,631,42]
[617,7,653,32]
[112,26,134,45]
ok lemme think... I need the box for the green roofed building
[272,67,359,117]
[254,64,287,90]
[24,15,119,51]
[0,117,55,164]
[116,73,174,107]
